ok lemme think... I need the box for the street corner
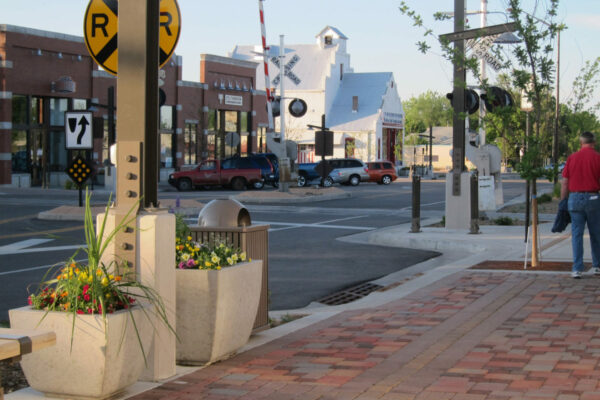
[229,186,351,204]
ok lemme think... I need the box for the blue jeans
[569,192,600,272]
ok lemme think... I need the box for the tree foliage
[403,90,453,134]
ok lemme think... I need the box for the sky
[1,0,599,108]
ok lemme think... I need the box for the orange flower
[114,276,122,282]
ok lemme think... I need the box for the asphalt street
[0,178,553,321]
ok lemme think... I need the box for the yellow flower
[109,274,114,280]
[182,253,190,261]
[106,293,111,298]
[204,261,212,267]
[232,254,238,262]
[216,266,221,270]
[227,257,234,265]
[87,276,93,283]
[96,268,102,276]
[240,252,246,261]
[101,277,109,286]
[211,255,220,263]
[187,236,192,241]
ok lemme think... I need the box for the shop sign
[225,95,243,106]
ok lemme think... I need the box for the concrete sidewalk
[12,187,599,400]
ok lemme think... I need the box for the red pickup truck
[168,158,263,191]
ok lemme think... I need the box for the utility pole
[552,30,560,182]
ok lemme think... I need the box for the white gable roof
[328,72,392,131]
[230,44,336,91]
[315,26,348,40]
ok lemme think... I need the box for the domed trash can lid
[197,199,251,227]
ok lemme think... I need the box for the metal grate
[318,282,383,306]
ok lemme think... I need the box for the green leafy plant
[175,219,248,270]
[537,193,553,204]
[493,216,514,226]
[28,190,173,356]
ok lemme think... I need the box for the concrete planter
[176,259,262,365]
[9,305,151,399]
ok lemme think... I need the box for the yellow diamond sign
[84,0,181,75]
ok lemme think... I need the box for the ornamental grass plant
[27,190,173,356]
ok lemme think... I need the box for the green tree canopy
[403,90,453,134]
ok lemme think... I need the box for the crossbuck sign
[271,54,301,86]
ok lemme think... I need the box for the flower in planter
[26,190,173,352]
[175,218,249,270]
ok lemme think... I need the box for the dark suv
[248,154,277,188]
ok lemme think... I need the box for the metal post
[470,173,480,234]
[479,0,487,146]
[428,125,433,175]
[108,86,115,147]
[278,35,289,192]
[451,0,466,195]
[552,30,560,183]
[524,112,530,242]
[410,174,421,233]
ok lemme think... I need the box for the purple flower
[186,259,196,267]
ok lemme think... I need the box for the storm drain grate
[318,282,384,306]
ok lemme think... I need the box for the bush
[64,180,74,190]
[494,216,514,225]
[553,183,561,198]
[537,193,552,204]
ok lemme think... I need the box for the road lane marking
[0,214,38,225]
[0,239,54,255]
[0,259,87,276]
[0,244,84,256]
[0,225,84,240]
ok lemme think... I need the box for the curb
[229,192,351,204]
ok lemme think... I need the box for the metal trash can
[192,199,270,331]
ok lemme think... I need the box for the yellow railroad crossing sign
[84,0,181,75]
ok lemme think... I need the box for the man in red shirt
[561,131,600,278]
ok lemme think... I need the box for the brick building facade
[0,24,268,187]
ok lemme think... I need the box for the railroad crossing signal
[83,0,181,75]
[66,156,93,187]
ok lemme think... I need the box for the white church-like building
[231,26,405,164]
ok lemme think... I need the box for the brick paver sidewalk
[131,271,600,400]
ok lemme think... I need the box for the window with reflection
[50,98,68,126]
[12,95,27,125]
[184,123,197,165]
[160,105,173,131]
[73,99,87,110]
[11,130,28,172]
[160,133,173,167]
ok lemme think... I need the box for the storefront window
[73,99,87,110]
[31,97,43,125]
[184,123,197,165]
[257,127,267,153]
[207,109,217,131]
[11,130,28,172]
[160,133,173,168]
[49,131,67,171]
[207,133,216,160]
[240,111,249,134]
[49,98,68,126]
[12,95,27,125]
[160,105,173,131]
[224,111,238,132]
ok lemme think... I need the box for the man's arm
[561,177,569,200]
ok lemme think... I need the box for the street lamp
[507,8,561,180]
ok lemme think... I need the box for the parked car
[247,154,276,189]
[256,153,279,187]
[297,158,369,187]
[544,162,565,173]
[168,157,263,191]
[366,161,398,185]
[327,158,370,186]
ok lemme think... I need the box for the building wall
[0,25,267,187]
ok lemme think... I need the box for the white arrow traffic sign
[65,111,93,149]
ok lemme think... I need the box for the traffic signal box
[66,155,92,187]
[446,86,514,114]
